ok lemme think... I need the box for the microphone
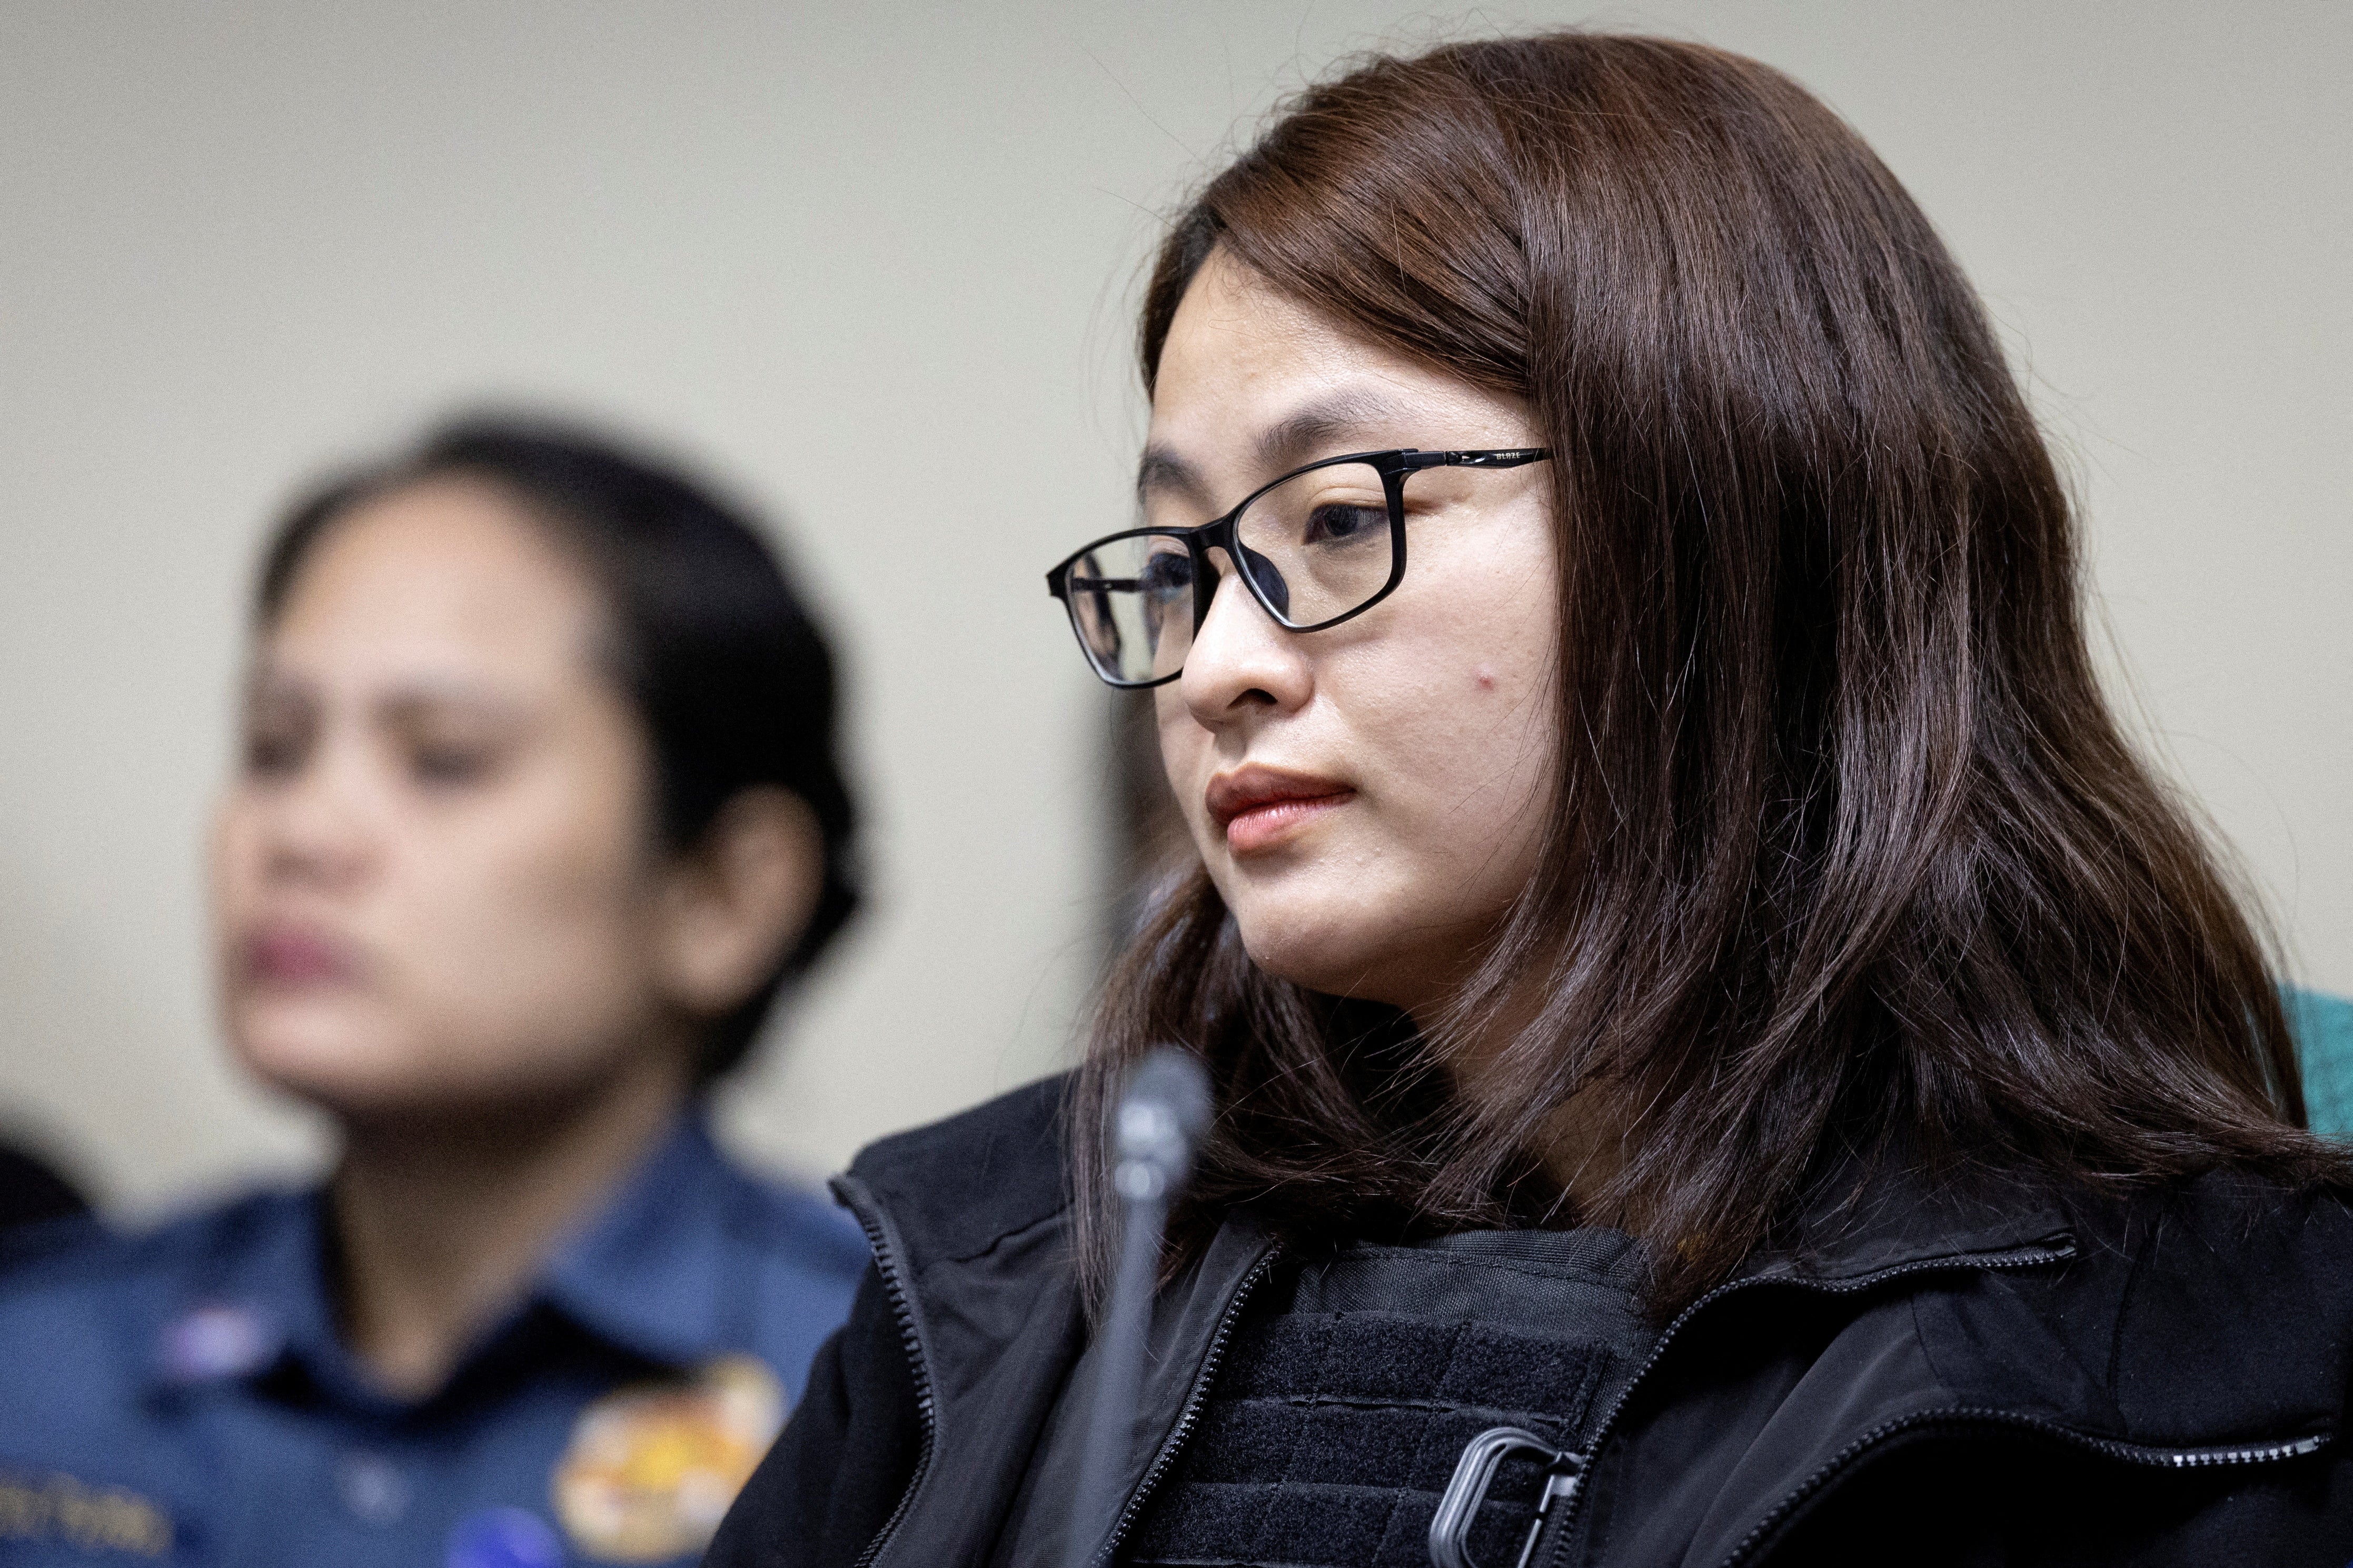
[1067,1047,1213,1568]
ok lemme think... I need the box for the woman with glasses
[713,32,2353,1568]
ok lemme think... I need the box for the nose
[1179,547,1313,730]
[252,740,379,894]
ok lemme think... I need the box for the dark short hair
[257,413,860,1083]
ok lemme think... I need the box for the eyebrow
[376,687,531,728]
[243,665,529,723]
[1136,387,1422,511]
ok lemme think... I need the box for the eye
[1139,551,1195,597]
[408,740,498,787]
[243,722,307,778]
[240,699,313,778]
[1302,502,1383,545]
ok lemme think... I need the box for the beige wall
[2,2,2345,1210]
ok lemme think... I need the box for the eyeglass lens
[1066,461,1396,684]
[1064,533,1198,685]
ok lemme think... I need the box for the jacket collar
[845,1077,2092,1300]
[1655,1169,2353,1567]
[843,1075,2352,1454]
[1735,1161,2077,1285]
[1702,1160,2351,1457]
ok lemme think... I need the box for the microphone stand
[1066,1047,1211,1568]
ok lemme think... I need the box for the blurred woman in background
[712,32,2353,1568]
[0,417,868,1568]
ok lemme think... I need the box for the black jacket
[707,1077,2353,1567]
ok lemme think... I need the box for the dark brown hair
[1077,32,2339,1311]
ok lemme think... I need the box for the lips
[243,922,362,987]
[1205,764,1355,855]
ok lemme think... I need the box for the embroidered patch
[0,1470,173,1557]
[550,1354,784,1562]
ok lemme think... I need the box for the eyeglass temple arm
[1399,447,1551,472]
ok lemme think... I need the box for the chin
[230,1003,445,1118]
[1228,906,1407,1005]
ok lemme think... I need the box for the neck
[328,1046,691,1400]
[1531,1081,1626,1211]
[1417,983,1627,1215]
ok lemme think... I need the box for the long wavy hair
[1075,32,2339,1313]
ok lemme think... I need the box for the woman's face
[212,478,683,1122]
[1148,253,1560,1017]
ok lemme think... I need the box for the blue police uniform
[0,1114,867,1567]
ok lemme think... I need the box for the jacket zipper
[843,1185,937,1568]
[1716,1408,2328,1568]
[1535,1243,2078,1568]
[1085,1240,1286,1568]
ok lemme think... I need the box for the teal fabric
[2289,987,2353,1138]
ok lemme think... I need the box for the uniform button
[334,1452,410,1526]
[445,1506,564,1568]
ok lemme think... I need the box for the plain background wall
[2,1,2346,1210]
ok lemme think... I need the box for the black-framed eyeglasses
[1044,447,1550,688]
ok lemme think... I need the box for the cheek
[406,795,657,1046]
[209,798,261,926]
[275,783,664,1110]
[1347,599,1556,882]
[1154,690,1220,851]
[1427,542,1557,792]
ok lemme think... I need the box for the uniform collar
[149,1110,756,1400]
[535,1109,751,1369]
[146,1186,332,1395]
